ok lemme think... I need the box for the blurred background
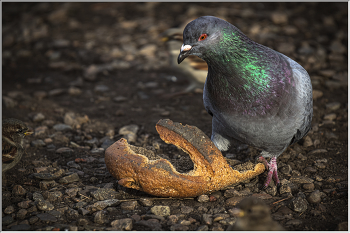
[2,2,347,73]
[2,2,347,133]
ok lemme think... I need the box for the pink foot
[258,156,280,189]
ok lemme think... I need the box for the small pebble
[10,224,31,231]
[326,102,341,111]
[279,185,292,195]
[297,153,307,161]
[167,215,178,225]
[202,214,213,225]
[68,86,82,95]
[197,225,209,231]
[33,91,47,99]
[110,218,133,230]
[69,226,78,231]
[94,84,109,92]
[304,166,317,173]
[212,225,225,231]
[3,96,18,108]
[77,218,90,226]
[120,201,138,211]
[29,216,39,224]
[319,69,335,78]
[181,206,194,214]
[78,208,90,216]
[141,214,165,221]
[337,221,348,231]
[53,123,72,131]
[286,219,303,226]
[313,139,320,147]
[325,131,338,139]
[213,213,230,222]
[291,170,301,177]
[289,196,308,212]
[198,194,210,203]
[265,185,278,196]
[2,215,15,225]
[90,188,118,201]
[280,165,292,175]
[131,214,141,222]
[290,176,314,184]
[139,198,153,207]
[91,148,105,153]
[325,176,338,183]
[59,173,80,184]
[45,191,63,202]
[323,113,336,121]
[47,210,62,219]
[27,205,37,213]
[16,209,28,219]
[37,200,55,211]
[31,140,46,147]
[56,147,74,154]
[32,113,45,122]
[44,138,53,144]
[66,208,80,221]
[224,189,239,198]
[303,136,313,147]
[86,199,120,212]
[150,206,171,217]
[49,88,65,96]
[271,11,288,24]
[94,210,108,224]
[303,183,315,191]
[36,213,58,222]
[308,149,328,155]
[315,175,323,181]
[113,96,127,102]
[307,190,321,204]
[314,162,326,169]
[4,205,15,214]
[170,224,189,231]
[34,126,48,136]
[316,158,328,163]
[67,161,81,170]
[312,90,323,100]
[12,185,26,196]
[135,219,162,230]
[39,180,58,190]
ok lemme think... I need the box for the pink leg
[258,156,280,189]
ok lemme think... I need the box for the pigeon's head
[177,16,231,64]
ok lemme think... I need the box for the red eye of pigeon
[198,33,207,41]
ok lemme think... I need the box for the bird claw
[259,156,280,189]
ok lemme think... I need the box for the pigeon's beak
[177,44,192,64]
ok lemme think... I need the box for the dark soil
[2,2,348,231]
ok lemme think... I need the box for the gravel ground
[2,2,348,231]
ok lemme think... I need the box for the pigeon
[226,197,285,231]
[161,27,208,97]
[177,16,313,188]
[2,118,32,173]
